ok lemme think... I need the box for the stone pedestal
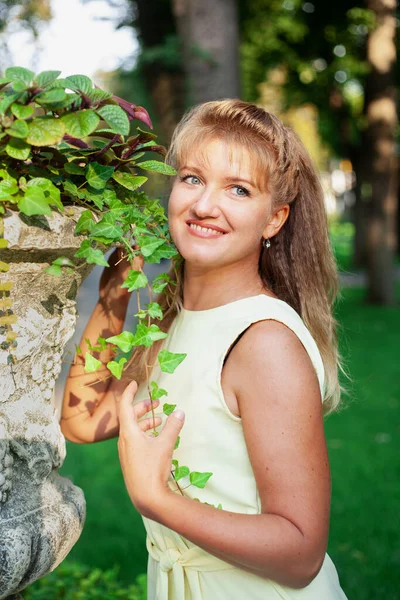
[0,209,92,599]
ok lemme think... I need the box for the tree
[363,0,397,304]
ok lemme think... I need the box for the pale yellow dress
[134,294,348,600]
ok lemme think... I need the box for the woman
[62,100,348,599]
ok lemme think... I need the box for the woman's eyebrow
[223,175,257,188]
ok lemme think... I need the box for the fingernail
[174,409,185,421]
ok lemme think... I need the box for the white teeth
[189,223,223,235]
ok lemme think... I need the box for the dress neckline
[178,294,290,320]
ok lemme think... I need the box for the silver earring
[263,238,271,249]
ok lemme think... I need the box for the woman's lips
[186,222,227,238]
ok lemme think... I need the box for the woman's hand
[117,381,185,518]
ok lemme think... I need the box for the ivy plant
[0,66,213,500]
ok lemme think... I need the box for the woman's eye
[181,175,201,185]
[232,185,250,197]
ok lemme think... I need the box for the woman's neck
[182,260,267,311]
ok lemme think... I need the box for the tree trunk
[364,0,398,304]
[172,0,240,105]
[0,209,90,598]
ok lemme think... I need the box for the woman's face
[168,137,288,271]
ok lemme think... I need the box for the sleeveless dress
[133,294,348,600]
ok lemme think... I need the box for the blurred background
[1,1,399,598]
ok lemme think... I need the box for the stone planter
[0,208,92,599]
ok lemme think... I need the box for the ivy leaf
[150,381,168,400]
[136,160,176,176]
[172,459,179,468]
[74,239,109,266]
[63,180,79,198]
[75,210,95,234]
[5,119,29,139]
[174,466,190,481]
[158,350,187,374]
[26,177,63,210]
[26,117,65,146]
[64,74,93,94]
[189,472,213,489]
[112,171,147,191]
[85,162,114,190]
[61,109,100,138]
[18,187,52,216]
[64,162,85,175]
[90,216,123,241]
[52,256,74,267]
[132,323,168,348]
[5,138,30,160]
[106,331,135,353]
[0,180,19,200]
[121,270,148,292]
[174,436,180,450]
[152,273,171,294]
[44,264,62,276]
[147,302,163,319]
[97,104,130,135]
[5,66,34,86]
[145,243,178,264]
[136,235,165,258]
[84,352,102,373]
[107,357,127,380]
[163,403,176,415]
[36,70,61,88]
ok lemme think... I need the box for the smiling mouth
[186,222,227,236]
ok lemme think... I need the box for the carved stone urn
[0,208,91,599]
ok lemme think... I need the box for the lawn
[51,284,400,600]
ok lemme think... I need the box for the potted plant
[0,66,178,599]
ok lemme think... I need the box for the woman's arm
[61,249,140,444]
[117,320,331,588]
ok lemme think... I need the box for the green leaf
[75,209,95,234]
[5,119,29,138]
[52,256,74,267]
[84,352,102,373]
[11,103,34,119]
[5,138,31,160]
[189,472,213,489]
[152,273,171,294]
[26,177,62,209]
[112,171,147,191]
[61,109,100,138]
[158,350,187,374]
[174,436,180,450]
[90,217,123,241]
[63,180,79,198]
[107,357,127,380]
[86,88,113,104]
[64,162,85,175]
[136,160,176,176]
[74,239,109,266]
[36,70,61,88]
[163,403,176,415]
[145,243,179,264]
[44,264,62,276]
[132,323,168,348]
[0,180,19,200]
[35,88,67,105]
[174,466,190,481]
[172,459,179,468]
[5,67,34,86]
[150,381,168,400]
[18,187,51,216]
[26,117,65,146]
[147,302,163,319]
[97,104,130,135]
[0,91,22,114]
[65,75,93,94]
[136,235,165,258]
[106,331,135,353]
[85,162,114,190]
[121,270,148,292]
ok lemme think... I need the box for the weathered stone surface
[0,208,94,598]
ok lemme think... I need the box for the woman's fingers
[138,416,162,433]
[160,410,185,447]
[118,381,160,433]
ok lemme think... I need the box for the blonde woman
[62,100,348,599]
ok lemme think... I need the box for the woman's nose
[192,188,220,218]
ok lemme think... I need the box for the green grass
[53,283,400,599]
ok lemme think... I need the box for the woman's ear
[262,204,290,240]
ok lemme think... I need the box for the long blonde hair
[127,100,342,413]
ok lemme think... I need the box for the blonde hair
[127,100,342,413]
